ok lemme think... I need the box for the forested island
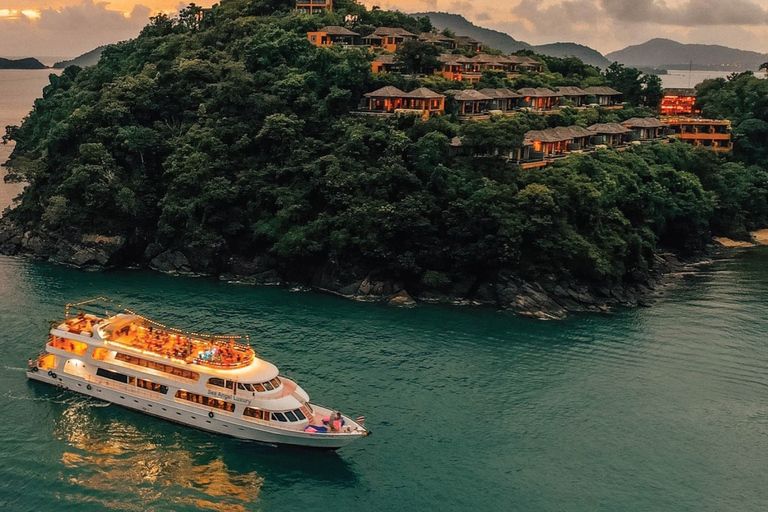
[0,57,47,70]
[2,0,768,318]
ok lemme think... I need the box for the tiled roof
[317,26,360,36]
[404,87,445,99]
[587,123,631,134]
[584,86,622,96]
[622,117,664,128]
[517,87,561,97]
[373,27,418,37]
[451,89,494,101]
[479,88,522,99]
[525,126,594,143]
[364,86,406,98]
[557,86,589,96]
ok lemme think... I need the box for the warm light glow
[0,8,40,20]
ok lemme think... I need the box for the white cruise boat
[26,298,369,449]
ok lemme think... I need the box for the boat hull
[27,369,363,449]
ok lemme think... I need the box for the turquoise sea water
[2,69,768,511]
[0,251,767,511]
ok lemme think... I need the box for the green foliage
[3,0,764,290]
[395,40,442,75]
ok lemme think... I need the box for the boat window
[175,390,235,412]
[137,378,168,394]
[294,409,306,421]
[263,381,274,391]
[272,412,287,422]
[96,367,128,384]
[225,380,235,390]
[285,411,298,422]
[243,407,264,420]
[270,378,281,388]
[237,383,247,391]
[208,377,225,388]
[115,353,199,381]
[254,383,265,392]
[48,335,88,356]
[244,383,254,391]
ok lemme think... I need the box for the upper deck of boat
[56,313,256,371]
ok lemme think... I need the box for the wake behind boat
[27,298,369,449]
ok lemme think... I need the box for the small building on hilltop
[454,36,483,53]
[621,118,665,141]
[362,86,444,118]
[365,27,418,52]
[518,88,562,112]
[446,89,494,119]
[418,32,457,50]
[557,86,590,108]
[583,86,623,109]
[438,54,477,83]
[371,54,400,74]
[296,0,332,14]
[660,88,698,116]
[525,126,595,158]
[587,123,632,147]
[663,118,732,151]
[307,26,359,47]
[479,88,522,114]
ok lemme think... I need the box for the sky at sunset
[1,0,768,59]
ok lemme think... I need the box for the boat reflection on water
[44,389,357,510]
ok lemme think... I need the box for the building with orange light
[306,26,359,47]
[660,88,698,116]
[296,0,332,14]
[362,86,445,119]
[663,118,732,151]
[362,27,418,52]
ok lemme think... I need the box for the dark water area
[0,250,767,511]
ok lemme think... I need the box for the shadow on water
[24,380,358,512]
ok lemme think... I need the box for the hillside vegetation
[2,0,766,307]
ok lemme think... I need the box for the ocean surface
[659,69,763,89]
[1,71,768,512]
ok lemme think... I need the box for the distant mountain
[414,12,531,53]
[607,38,768,71]
[53,46,106,69]
[413,12,611,69]
[532,42,611,69]
[0,57,47,70]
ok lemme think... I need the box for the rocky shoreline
[0,218,730,319]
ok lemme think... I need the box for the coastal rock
[150,250,192,274]
[144,243,164,261]
[388,290,416,307]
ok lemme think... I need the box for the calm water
[660,69,766,89]
[1,71,768,512]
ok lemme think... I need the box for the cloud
[0,1,151,59]
[600,0,768,26]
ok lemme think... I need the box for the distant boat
[27,297,370,449]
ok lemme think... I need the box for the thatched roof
[405,87,445,99]
[557,86,589,96]
[517,87,561,97]
[584,86,622,96]
[588,123,631,134]
[622,117,664,128]
[317,26,359,36]
[365,86,406,98]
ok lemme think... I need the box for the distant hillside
[412,12,531,53]
[607,38,768,71]
[0,57,47,70]
[533,42,611,69]
[53,46,106,69]
[413,12,611,69]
